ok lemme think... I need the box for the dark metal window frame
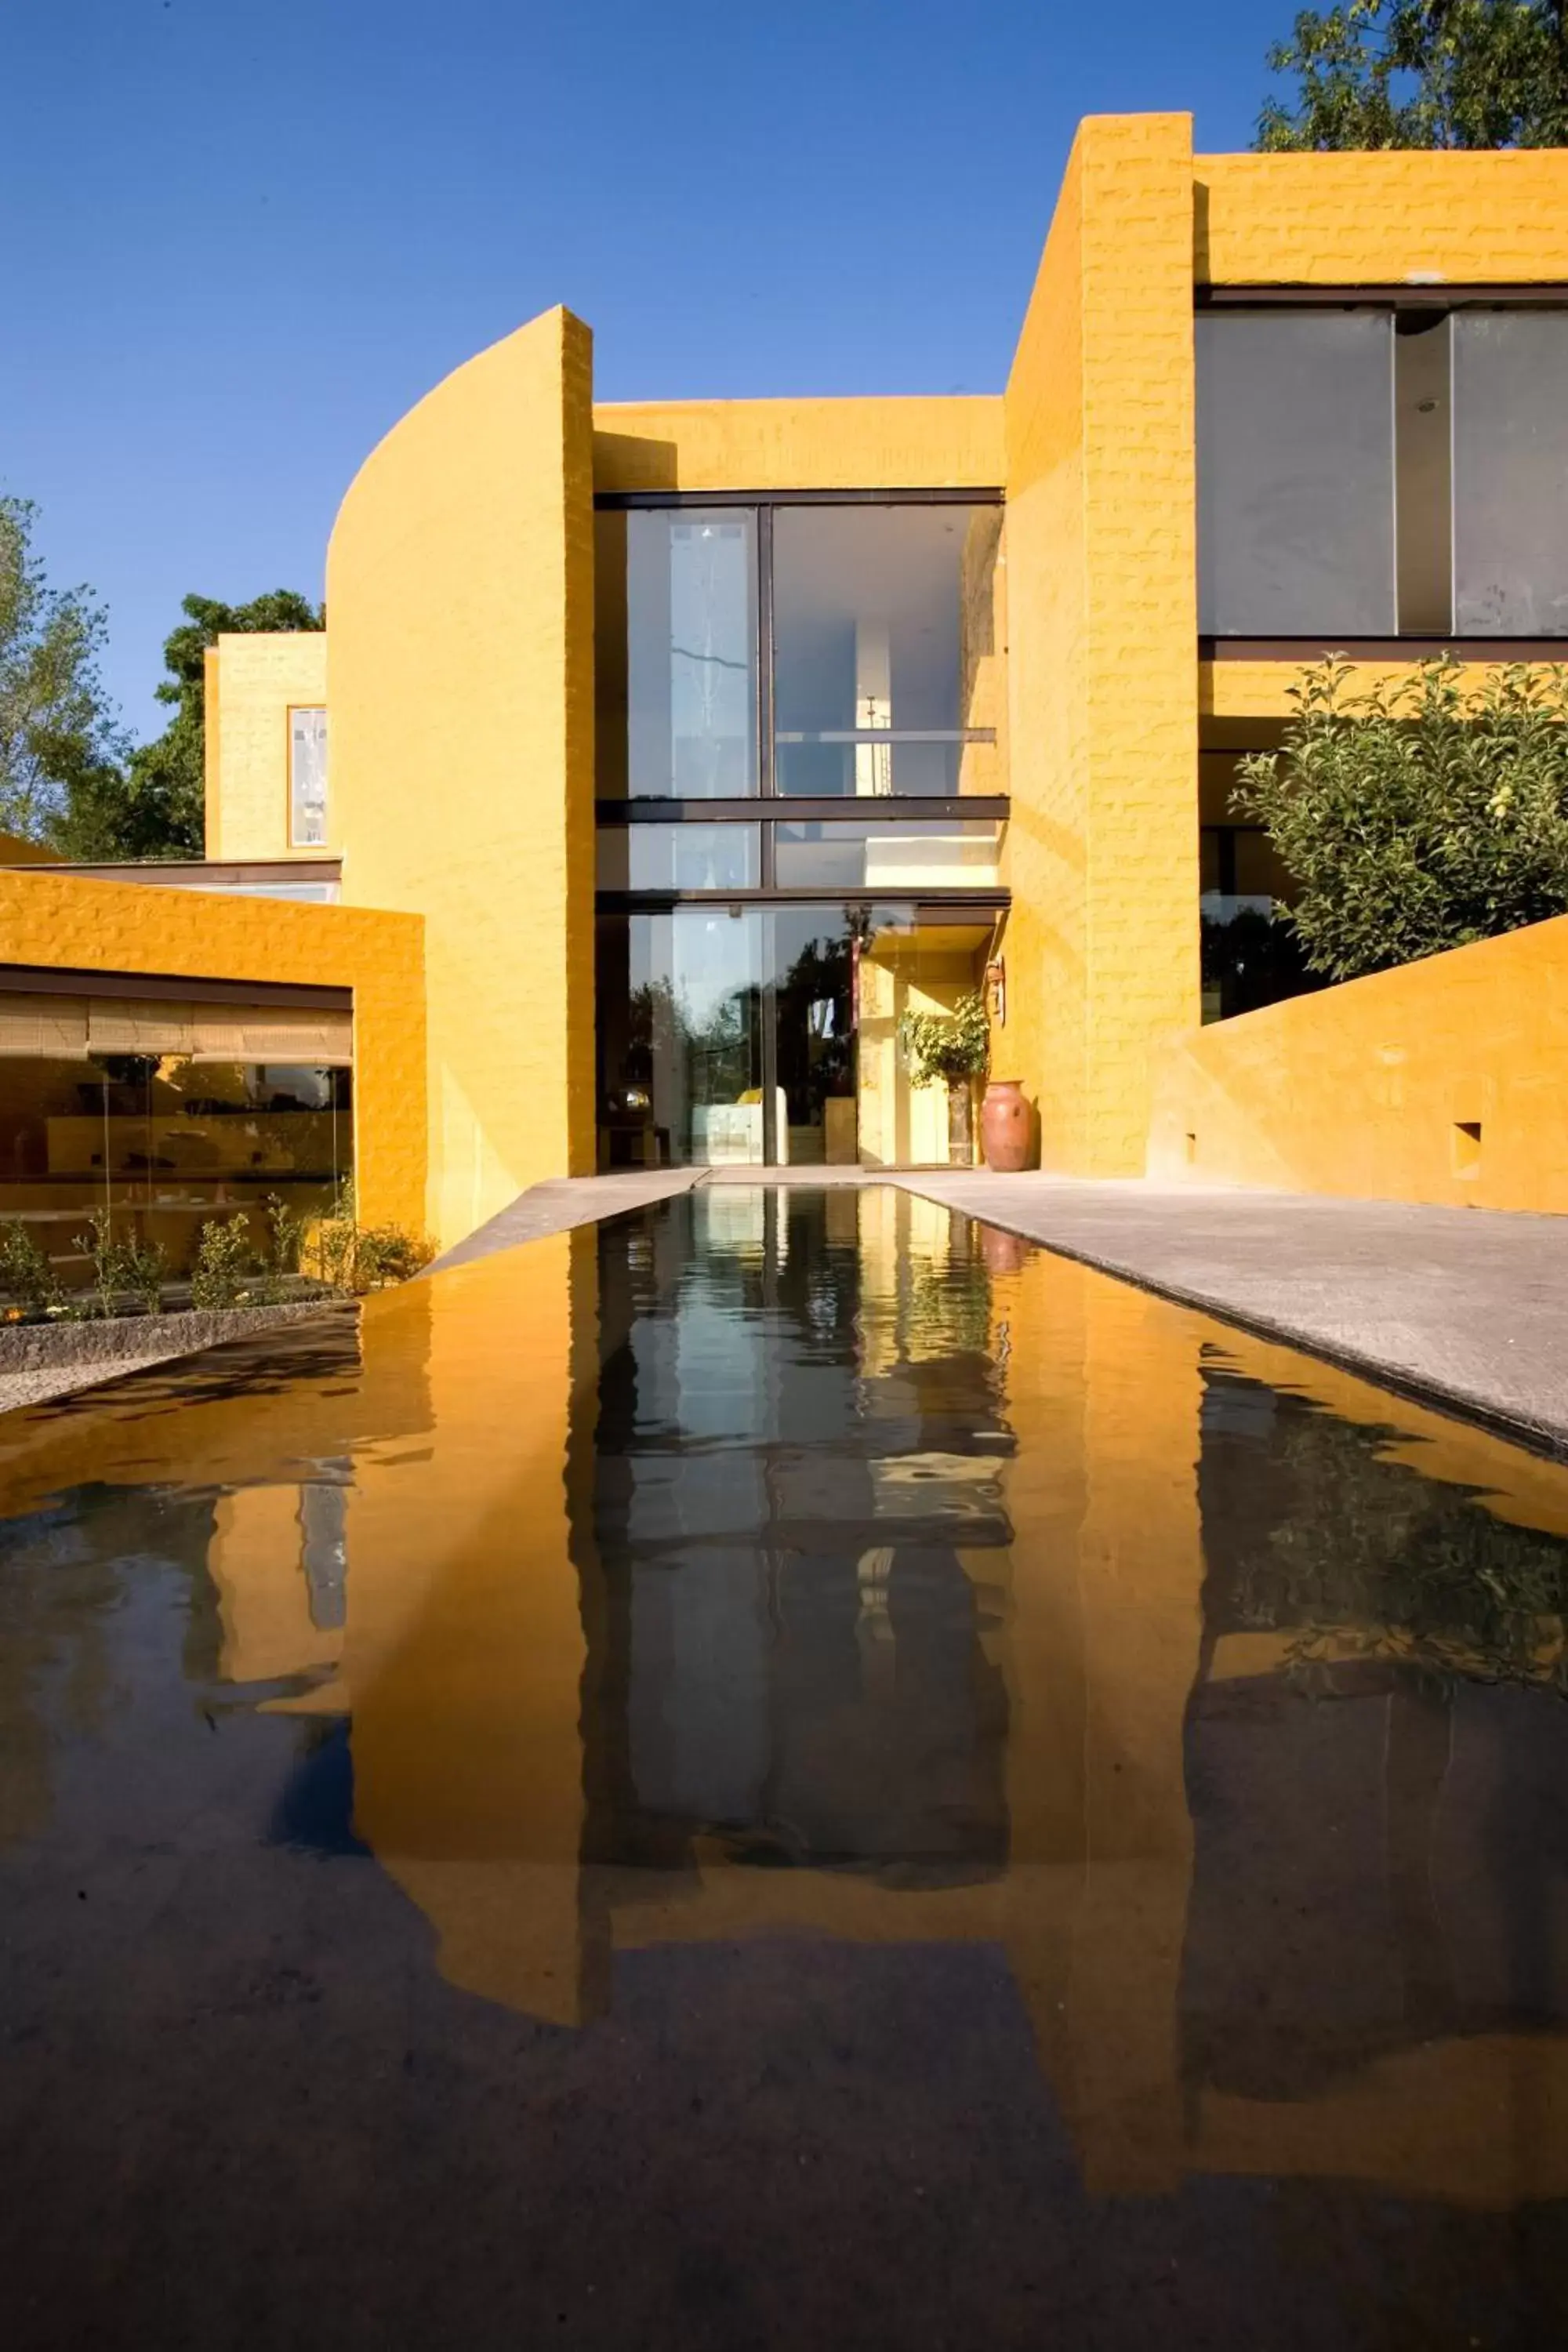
[595,488,1007,814]
[1196,292,1568,644]
[0,963,352,1011]
[594,491,1009,1164]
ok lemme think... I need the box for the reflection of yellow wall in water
[209,1486,343,1685]
[318,1237,591,2026]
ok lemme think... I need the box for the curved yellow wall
[328,307,597,1250]
[1149,915,1568,1212]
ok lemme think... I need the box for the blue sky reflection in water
[2,1187,1568,2346]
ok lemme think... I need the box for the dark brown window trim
[594,488,1003,510]
[596,796,1010,826]
[596,888,1010,914]
[1197,285,1568,309]
[1201,637,1568,662]
[0,964,352,1011]
[20,859,343,886]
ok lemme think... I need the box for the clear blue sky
[2,0,1287,735]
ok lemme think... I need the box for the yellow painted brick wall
[205,632,330,859]
[327,307,597,1250]
[1003,114,1201,1174]
[593,396,1004,493]
[1200,655,1541,724]
[0,869,426,1235]
[1196,149,1568,285]
[1148,914,1568,1211]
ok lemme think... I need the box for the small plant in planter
[190,1214,256,1311]
[0,1220,63,1319]
[898,989,990,1167]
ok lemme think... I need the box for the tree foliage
[91,589,324,861]
[1233,655,1568,979]
[1258,0,1568,148]
[0,497,126,847]
[898,990,991,1086]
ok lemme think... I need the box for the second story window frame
[1196,288,1568,651]
[287,705,328,850]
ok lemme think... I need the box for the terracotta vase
[980,1079,1030,1172]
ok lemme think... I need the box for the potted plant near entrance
[898,989,989,1167]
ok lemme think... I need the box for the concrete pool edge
[895,1172,1568,1464]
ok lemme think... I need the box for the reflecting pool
[3,1188,1568,2347]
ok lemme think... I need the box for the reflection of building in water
[24,1199,1568,2210]
[576,1187,1011,1880]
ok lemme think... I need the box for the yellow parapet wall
[1148,915,1568,1213]
[1196,148,1568,286]
[0,869,428,1237]
[593,396,1005,494]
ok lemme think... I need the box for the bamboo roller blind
[0,993,352,1065]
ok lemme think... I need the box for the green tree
[1233,654,1568,978]
[78,588,324,860]
[1258,0,1568,148]
[0,496,127,846]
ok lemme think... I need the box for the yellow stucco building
[5,112,1568,1266]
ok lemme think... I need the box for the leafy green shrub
[117,1231,168,1316]
[898,989,990,1086]
[263,1192,307,1277]
[303,1179,430,1295]
[189,1214,255,1310]
[0,1220,62,1316]
[1235,655,1568,981]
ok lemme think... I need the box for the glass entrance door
[596,907,992,1171]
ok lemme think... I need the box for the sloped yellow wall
[327,307,597,1250]
[1002,114,1201,1175]
[1149,914,1568,1211]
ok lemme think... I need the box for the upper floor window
[289,707,328,846]
[595,498,1004,798]
[1196,305,1568,638]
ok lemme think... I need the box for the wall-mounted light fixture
[985,957,1006,1025]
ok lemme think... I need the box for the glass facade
[596,499,1003,798]
[1198,303,1568,640]
[597,906,997,1171]
[594,497,1007,1169]
[771,505,1004,797]
[0,988,352,1288]
[596,510,758,797]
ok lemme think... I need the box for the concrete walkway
[898,1174,1568,1456]
[425,1168,703,1272]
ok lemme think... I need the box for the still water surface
[3,1188,1568,2347]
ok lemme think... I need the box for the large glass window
[0,989,352,1290]
[289,707,328,846]
[597,510,759,798]
[595,500,1004,798]
[1453,311,1568,636]
[772,505,1002,797]
[773,817,1002,890]
[596,907,993,1172]
[1196,312,1396,637]
[595,824,760,891]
